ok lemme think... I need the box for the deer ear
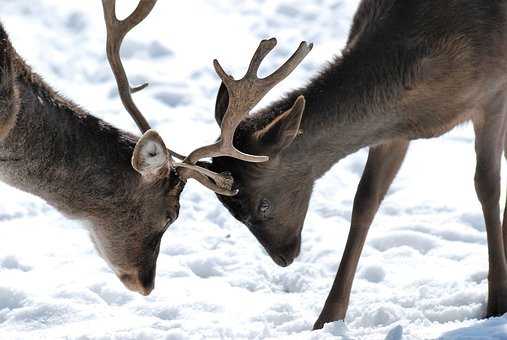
[132,130,170,179]
[215,82,229,126]
[255,95,305,155]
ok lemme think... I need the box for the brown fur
[0,24,182,295]
[211,0,507,329]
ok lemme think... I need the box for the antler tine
[179,38,312,194]
[177,165,237,196]
[263,41,313,84]
[245,38,277,78]
[213,60,235,88]
[184,38,312,166]
[102,0,157,133]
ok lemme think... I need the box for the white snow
[0,0,506,339]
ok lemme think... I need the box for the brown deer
[211,0,507,330]
[0,0,310,296]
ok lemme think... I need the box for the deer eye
[258,199,272,217]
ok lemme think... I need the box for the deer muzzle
[118,265,156,296]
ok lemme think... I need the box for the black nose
[270,236,301,267]
[138,264,156,294]
[273,254,293,267]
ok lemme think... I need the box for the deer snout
[118,265,156,296]
[138,265,156,295]
[270,236,302,268]
[273,254,294,267]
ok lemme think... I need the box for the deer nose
[273,254,294,267]
[118,267,156,296]
[138,265,156,295]
[271,236,301,267]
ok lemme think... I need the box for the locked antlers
[102,0,312,195]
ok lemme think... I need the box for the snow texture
[0,0,505,339]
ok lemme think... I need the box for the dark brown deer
[0,0,310,296]
[211,0,507,330]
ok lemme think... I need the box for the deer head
[206,36,314,269]
[100,0,312,287]
[211,89,312,267]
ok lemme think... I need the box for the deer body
[0,24,185,295]
[212,0,507,329]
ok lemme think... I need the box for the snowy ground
[0,0,506,339]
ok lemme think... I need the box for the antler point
[262,38,277,48]
[131,82,149,93]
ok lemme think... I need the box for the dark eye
[258,198,272,217]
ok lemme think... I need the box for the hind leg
[473,103,507,317]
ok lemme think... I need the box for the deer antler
[177,38,313,194]
[102,0,157,133]
[102,0,312,195]
[183,38,312,164]
[103,0,186,162]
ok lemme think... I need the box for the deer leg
[503,129,507,259]
[313,139,409,330]
[473,109,507,317]
[0,26,18,141]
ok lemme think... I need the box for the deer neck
[255,51,407,180]
[0,53,141,219]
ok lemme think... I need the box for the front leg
[313,139,409,330]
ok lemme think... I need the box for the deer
[209,0,507,330]
[0,0,311,296]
